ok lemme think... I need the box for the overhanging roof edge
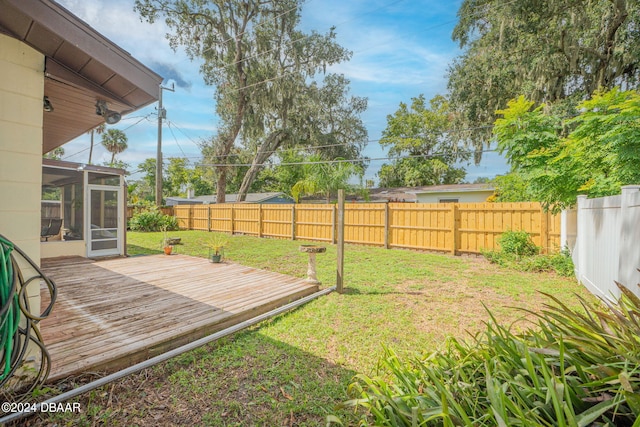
[4,0,163,99]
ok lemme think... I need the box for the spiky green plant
[341,282,640,426]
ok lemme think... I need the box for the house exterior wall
[0,35,44,260]
[415,190,494,204]
[0,34,44,366]
[41,241,86,258]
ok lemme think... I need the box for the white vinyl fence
[565,185,640,300]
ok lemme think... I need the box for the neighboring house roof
[166,192,294,205]
[407,183,495,194]
[0,0,163,153]
[165,198,201,206]
[368,187,419,202]
[199,192,293,203]
[367,184,495,202]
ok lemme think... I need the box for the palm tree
[291,155,361,203]
[88,123,106,164]
[43,147,65,160]
[101,129,128,166]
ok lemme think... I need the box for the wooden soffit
[0,0,163,153]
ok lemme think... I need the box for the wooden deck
[39,255,319,381]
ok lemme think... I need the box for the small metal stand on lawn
[299,245,326,285]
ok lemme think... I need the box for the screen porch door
[87,185,122,257]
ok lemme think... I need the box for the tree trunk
[237,130,288,202]
[596,0,627,90]
[214,97,247,204]
[216,170,227,204]
[237,164,262,202]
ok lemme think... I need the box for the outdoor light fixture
[95,100,121,125]
[43,96,54,112]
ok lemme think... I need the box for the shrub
[497,229,538,257]
[483,230,574,277]
[520,247,575,276]
[547,247,575,276]
[341,283,640,426]
[129,209,178,232]
[482,246,575,277]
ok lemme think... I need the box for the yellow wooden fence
[170,202,561,255]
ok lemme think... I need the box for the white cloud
[57,0,197,77]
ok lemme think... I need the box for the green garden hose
[0,235,19,382]
[0,234,57,402]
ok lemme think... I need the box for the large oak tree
[448,0,640,154]
[136,0,366,202]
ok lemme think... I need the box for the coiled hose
[0,234,57,400]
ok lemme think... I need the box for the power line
[184,124,493,160]
[139,126,492,166]
[165,120,206,150]
[166,121,189,158]
[61,145,92,160]
[61,114,156,161]
[196,148,499,168]
[122,113,156,132]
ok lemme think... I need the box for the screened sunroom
[41,159,126,259]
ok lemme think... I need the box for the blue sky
[56,0,509,184]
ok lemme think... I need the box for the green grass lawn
[30,231,594,426]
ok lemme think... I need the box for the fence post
[258,204,263,238]
[575,195,587,286]
[450,203,458,255]
[230,204,235,235]
[560,210,568,250]
[207,205,211,232]
[336,190,345,293]
[540,205,549,254]
[291,205,296,240]
[619,185,640,291]
[331,205,336,244]
[384,203,390,249]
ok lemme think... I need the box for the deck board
[39,254,319,381]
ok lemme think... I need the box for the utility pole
[156,83,175,207]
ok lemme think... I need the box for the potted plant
[205,234,228,263]
[161,226,173,255]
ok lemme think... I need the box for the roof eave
[3,0,162,98]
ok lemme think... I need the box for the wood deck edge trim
[46,285,319,382]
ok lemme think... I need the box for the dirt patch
[389,275,547,343]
